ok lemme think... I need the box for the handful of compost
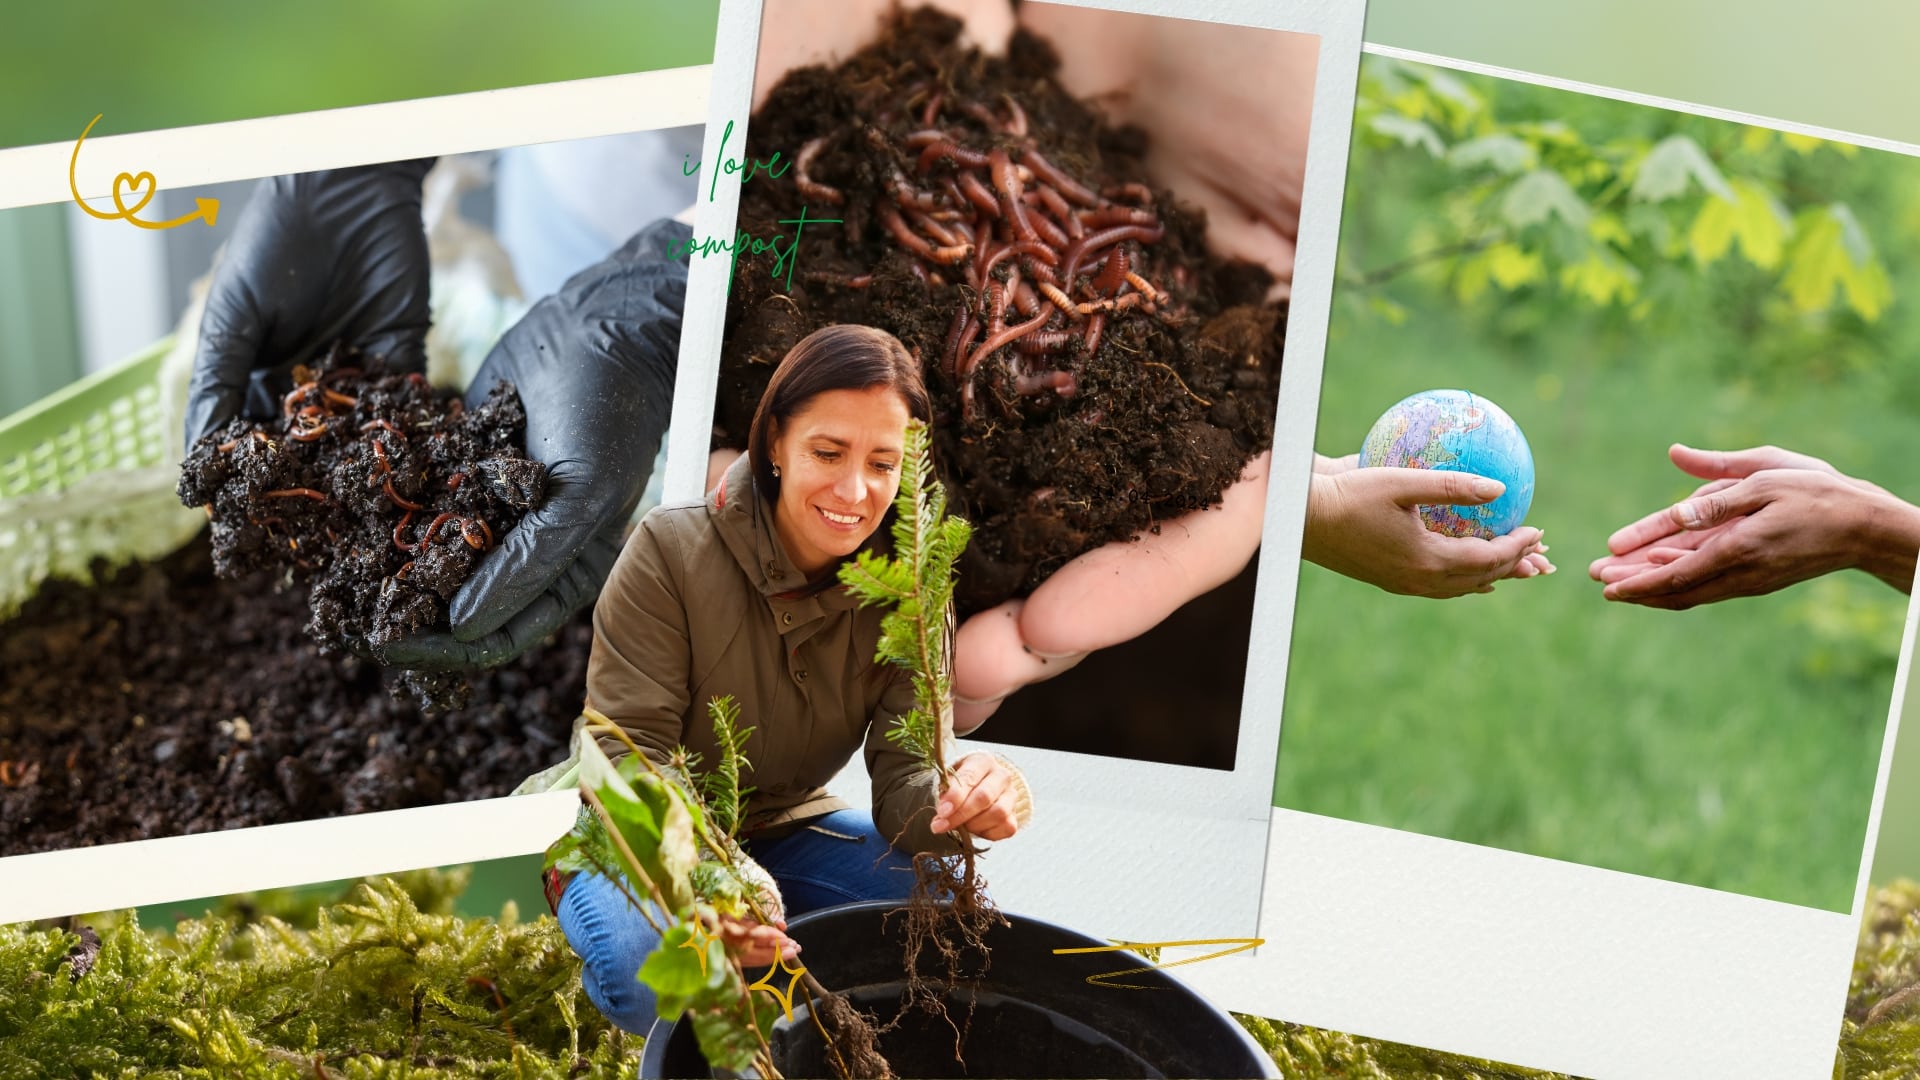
[176,343,548,710]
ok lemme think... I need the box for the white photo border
[663,0,1366,946]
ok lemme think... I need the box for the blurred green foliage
[0,1,718,150]
[1276,57,1918,912]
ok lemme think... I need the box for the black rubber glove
[374,219,693,670]
[184,159,434,453]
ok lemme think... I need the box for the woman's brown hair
[747,323,932,504]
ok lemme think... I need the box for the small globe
[1358,389,1535,539]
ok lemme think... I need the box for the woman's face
[769,386,913,580]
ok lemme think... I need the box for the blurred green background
[1273,57,1920,913]
[134,856,547,928]
[0,0,717,151]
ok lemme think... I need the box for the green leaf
[1630,135,1734,203]
[1559,248,1640,305]
[1486,243,1546,289]
[691,999,769,1074]
[1687,177,1790,269]
[1500,170,1590,230]
[1782,203,1894,320]
[641,923,730,1022]
[1448,133,1535,174]
[1370,113,1444,156]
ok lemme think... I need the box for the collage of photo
[2,1,1918,1079]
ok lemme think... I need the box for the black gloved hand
[374,218,693,670]
[184,159,434,452]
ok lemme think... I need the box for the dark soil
[0,536,588,858]
[176,344,547,711]
[713,7,1285,614]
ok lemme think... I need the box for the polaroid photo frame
[1167,44,1920,1080]
[664,0,1366,945]
[0,69,710,922]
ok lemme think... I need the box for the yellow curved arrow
[68,114,219,230]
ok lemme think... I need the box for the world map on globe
[1359,389,1535,539]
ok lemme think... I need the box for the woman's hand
[717,914,800,969]
[929,752,1023,840]
[1303,467,1553,598]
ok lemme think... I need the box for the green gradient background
[1365,0,1920,146]
[0,1,718,150]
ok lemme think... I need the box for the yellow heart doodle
[69,114,219,231]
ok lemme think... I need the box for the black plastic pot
[640,900,1279,1079]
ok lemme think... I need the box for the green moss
[0,869,633,1079]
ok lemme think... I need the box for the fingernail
[1675,501,1702,528]
[1472,478,1504,500]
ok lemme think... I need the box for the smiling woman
[552,323,1033,1038]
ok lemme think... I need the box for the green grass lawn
[1272,300,1912,912]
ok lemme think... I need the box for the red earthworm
[978,240,1057,284]
[802,270,876,289]
[394,560,415,580]
[920,90,944,127]
[321,389,357,410]
[948,217,975,244]
[1079,205,1160,229]
[1063,224,1165,286]
[360,419,406,441]
[880,205,969,264]
[1012,281,1040,317]
[1037,281,1077,315]
[988,149,1039,245]
[1103,182,1155,205]
[1076,292,1147,316]
[1015,370,1078,398]
[248,514,284,532]
[964,307,1055,381]
[290,423,330,442]
[944,308,977,380]
[265,488,328,502]
[392,510,418,552]
[960,100,1002,131]
[1125,271,1170,305]
[1084,312,1107,358]
[944,305,975,380]
[447,472,467,491]
[981,281,1007,339]
[1035,185,1083,240]
[1021,150,1099,206]
[1014,330,1075,354]
[460,518,492,550]
[326,527,339,544]
[1023,257,1060,286]
[282,382,317,416]
[916,141,989,174]
[889,170,941,212]
[383,477,423,511]
[911,209,964,248]
[370,439,392,473]
[957,171,1001,218]
[1092,248,1130,296]
[203,504,214,520]
[1001,94,1029,138]
[420,511,458,547]
[903,129,949,149]
[1027,208,1069,250]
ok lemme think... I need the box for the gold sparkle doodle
[1052,936,1264,990]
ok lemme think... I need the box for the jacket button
[795,669,809,683]
[782,612,793,626]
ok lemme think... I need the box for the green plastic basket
[0,337,203,617]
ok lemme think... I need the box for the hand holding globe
[1302,389,1552,598]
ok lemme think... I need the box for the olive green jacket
[586,453,1030,857]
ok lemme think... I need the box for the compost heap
[176,344,547,711]
[0,537,589,857]
[713,7,1285,614]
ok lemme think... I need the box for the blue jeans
[558,807,919,1034]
